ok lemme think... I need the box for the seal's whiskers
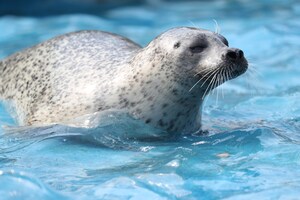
[245,63,261,96]
[247,63,261,77]
[188,20,199,29]
[202,68,221,99]
[215,68,225,104]
[213,19,221,34]
[189,68,216,92]
[205,70,219,98]
[194,67,215,77]
[220,68,226,98]
[200,68,219,88]
[213,68,224,104]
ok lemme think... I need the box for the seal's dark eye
[189,45,207,53]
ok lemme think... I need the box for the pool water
[1,0,300,199]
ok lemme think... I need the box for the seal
[0,27,248,134]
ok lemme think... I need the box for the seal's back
[0,30,141,125]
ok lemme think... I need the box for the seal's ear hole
[173,42,181,49]
[217,34,229,46]
[222,38,229,46]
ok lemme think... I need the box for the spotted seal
[0,27,247,134]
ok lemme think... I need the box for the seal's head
[126,27,248,133]
[145,27,248,97]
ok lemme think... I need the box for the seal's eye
[189,45,207,53]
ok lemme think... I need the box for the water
[1,0,300,199]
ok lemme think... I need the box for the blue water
[1,0,300,199]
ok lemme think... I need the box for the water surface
[1,0,300,199]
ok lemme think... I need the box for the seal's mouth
[189,58,248,94]
[225,59,248,80]
[203,59,248,81]
[226,58,248,79]
[219,47,248,80]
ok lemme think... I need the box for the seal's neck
[120,48,204,134]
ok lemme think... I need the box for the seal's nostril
[226,48,244,60]
[226,50,237,60]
